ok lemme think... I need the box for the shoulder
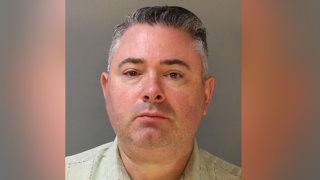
[66,142,113,164]
[199,149,242,179]
[65,142,114,180]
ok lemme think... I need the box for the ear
[203,76,215,115]
[100,72,109,99]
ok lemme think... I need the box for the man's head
[101,6,214,149]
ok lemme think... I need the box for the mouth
[135,112,169,121]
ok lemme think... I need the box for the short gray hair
[107,6,209,79]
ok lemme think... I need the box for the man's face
[101,24,214,148]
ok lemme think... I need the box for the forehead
[111,24,202,67]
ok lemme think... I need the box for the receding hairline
[116,23,198,45]
[110,24,204,66]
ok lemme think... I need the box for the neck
[118,139,194,180]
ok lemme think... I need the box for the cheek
[105,88,130,133]
[168,87,205,125]
[106,91,124,117]
[105,80,141,121]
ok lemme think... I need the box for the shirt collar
[103,137,131,180]
[180,139,206,180]
[103,137,206,180]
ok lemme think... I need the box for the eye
[123,70,141,77]
[166,72,183,79]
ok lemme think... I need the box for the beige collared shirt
[66,138,241,180]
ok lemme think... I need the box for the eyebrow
[118,57,190,70]
[160,59,190,70]
[118,57,145,69]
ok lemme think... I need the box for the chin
[132,131,190,149]
[131,131,174,148]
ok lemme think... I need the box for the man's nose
[142,75,165,104]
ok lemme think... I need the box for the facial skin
[101,24,214,149]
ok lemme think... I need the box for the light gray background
[67,0,241,166]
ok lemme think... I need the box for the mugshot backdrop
[66,0,241,166]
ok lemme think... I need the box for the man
[66,6,241,180]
